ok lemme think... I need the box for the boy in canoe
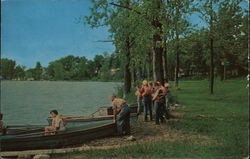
[0,113,6,135]
[110,95,130,135]
[45,110,66,135]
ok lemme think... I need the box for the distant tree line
[0,52,123,81]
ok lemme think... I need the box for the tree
[215,0,247,79]
[14,65,25,80]
[85,0,134,96]
[197,0,218,94]
[54,62,64,80]
[93,55,105,76]
[167,0,192,88]
[0,58,16,80]
[34,61,43,80]
[25,69,34,79]
[78,56,89,80]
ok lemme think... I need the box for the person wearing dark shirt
[110,96,130,135]
[152,82,165,125]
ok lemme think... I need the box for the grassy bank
[52,79,248,159]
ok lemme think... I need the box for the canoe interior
[6,119,114,136]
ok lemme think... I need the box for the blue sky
[1,0,114,68]
[1,0,248,68]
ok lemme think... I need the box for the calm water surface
[0,81,120,125]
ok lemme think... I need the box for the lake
[0,81,121,125]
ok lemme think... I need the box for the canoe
[6,126,45,136]
[47,104,138,124]
[98,104,138,116]
[0,120,116,152]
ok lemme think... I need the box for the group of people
[135,80,171,125]
[109,79,172,136]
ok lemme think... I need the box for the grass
[52,78,248,159]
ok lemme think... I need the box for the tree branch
[109,2,141,15]
[96,40,114,42]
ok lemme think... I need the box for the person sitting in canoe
[45,110,66,135]
[110,95,130,135]
[0,113,6,135]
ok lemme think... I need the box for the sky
[1,0,114,68]
[1,0,248,68]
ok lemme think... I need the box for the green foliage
[53,62,64,80]
[0,58,16,80]
[14,65,25,80]
[33,62,43,80]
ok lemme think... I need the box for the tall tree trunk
[152,37,164,84]
[131,66,135,88]
[147,51,151,80]
[223,64,226,80]
[220,63,224,81]
[131,65,136,87]
[175,36,180,88]
[124,39,132,97]
[152,47,157,81]
[210,38,214,94]
[123,0,132,97]
[209,0,214,94]
[151,0,164,84]
[162,39,167,81]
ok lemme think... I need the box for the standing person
[45,110,66,135]
[141,80,152,121]
[0,113,6,135]
[110,96,130,135]
[152,82,165,125]
[149,81,156,118]
[135,86,143,116]
[164,81,171,119]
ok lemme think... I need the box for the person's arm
[112,101,117,121]
[135,90,139,96]
[152,89,159,101]
[161,87,168,95]
[141,87,146,96]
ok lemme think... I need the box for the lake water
[0,81,121,125]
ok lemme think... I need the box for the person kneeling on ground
[0,113,6,135]
[110,95,130,135]
[45,110,66,135]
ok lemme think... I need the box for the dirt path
[82,105,215,147]
[48,105,218,159]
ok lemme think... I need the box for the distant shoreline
[0,79,123,82]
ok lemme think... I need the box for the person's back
[54,115,66,131]
[45,110,66,135]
